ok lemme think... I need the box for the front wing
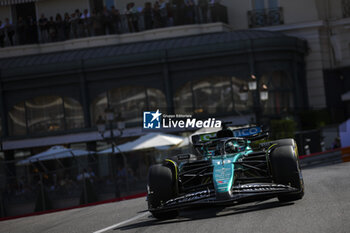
[148,183,298,212]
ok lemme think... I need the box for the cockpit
[201,138,247,157]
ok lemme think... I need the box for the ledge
[0,23,233,59]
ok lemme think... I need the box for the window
[63,97,84,130]
[8,102,27,136]
[174,76,253,116]
[91,86,167,125]
[26,96,65,133]
[232,76,254,113]
[147,88,167,111]
[192,77,233,114]
[253,0,265,10]
[249,0,282,28]
[109,86,147,124]
[91,94,108,127]
[174,82,193,114]
[253,0,278,10]
[8,96,84,136]
[260,71,294,115]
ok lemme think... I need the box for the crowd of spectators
[0,0,226,48]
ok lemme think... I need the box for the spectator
[48,16,56,42]
[332,137,341,149]
[185,0,195,24]
[74,9,83,37]
[142,2,153,30]
[17,17,26,45]
[166,2,174,26]
[70,12,79,38]
[153,1,162,28]
[173,0,185,25]
[38,14,48,43]
[198,0,209,23]
[77,168,91,181]
[4,18,15,46]
[125,2,139,32]
[111,6,121,34]
[159,0,168,27]
[102,6,113,34]
[55,14,65,41]
[27,16,38,44]
[210,0,221,22]
[81,9,91,37]
[91,10,103,36]
[0,21,5,47]
[63,13,71,40]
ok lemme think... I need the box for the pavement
[1,162,350,233]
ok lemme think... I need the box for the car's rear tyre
[270,145,304,202]
[147,164,179,219]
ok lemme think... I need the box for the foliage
[269,119,296,140]
[299,109,331,130]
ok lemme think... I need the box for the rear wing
[191,126,268,146]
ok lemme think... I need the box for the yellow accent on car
[165,159,178,180]
[267,144,277,152]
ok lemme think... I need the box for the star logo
[151,109,162,122]
[143,110,162,129]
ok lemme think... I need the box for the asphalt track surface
[1,162,350,233]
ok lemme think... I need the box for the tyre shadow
[114,200,294,231]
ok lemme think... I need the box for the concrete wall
[281,0,319,24]
[0,5,11,23]
[221,0,250,30]
[36,0,90,18]
[283,27,327,108]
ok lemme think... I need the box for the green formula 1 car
[147,125,304,219]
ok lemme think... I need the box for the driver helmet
[226,141,240,153]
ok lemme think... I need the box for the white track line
[93,212,149,233]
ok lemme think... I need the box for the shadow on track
[114,200,294,231]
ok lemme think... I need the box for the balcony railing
[248,7,284,28]
[342,0,350,18]
[0,3,228,49]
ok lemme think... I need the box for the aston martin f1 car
[147,125,304,219]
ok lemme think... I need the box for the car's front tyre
[147,164,179,219]
[270,145,304,202]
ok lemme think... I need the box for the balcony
[0,3,228,51]
[248,7,284,28]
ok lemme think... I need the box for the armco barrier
[0,192,147,222]
[299,147,350,168]
[341,147,350,162]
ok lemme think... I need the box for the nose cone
[212,159,234,199]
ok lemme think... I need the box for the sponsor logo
[143,109,222,130]
[232,126,261,137]
[143,110,162,129]
[231,184,291,193]
[165,190,212,205]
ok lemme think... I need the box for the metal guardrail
[299,149,343,168]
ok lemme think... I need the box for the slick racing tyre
[270,145,304,202]
[147,164,179,219]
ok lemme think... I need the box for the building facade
[0,0,349,151]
